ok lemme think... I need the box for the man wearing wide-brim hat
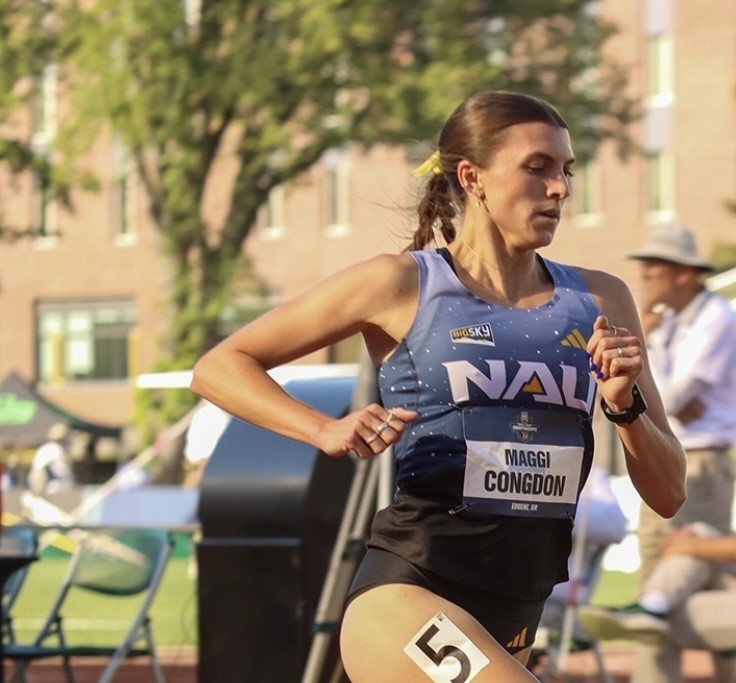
[625,224,736,683]
[628,223,715,272]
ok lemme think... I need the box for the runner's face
[478,122,575,250]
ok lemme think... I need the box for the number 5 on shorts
[404,612,490,683]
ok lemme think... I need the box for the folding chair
[530,545,613,683]
[5,528,173,683]
[1,527,39,645]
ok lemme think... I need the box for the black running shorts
[346,548,545,655]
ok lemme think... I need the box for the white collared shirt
[648,290,736,449]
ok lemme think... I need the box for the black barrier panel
[197,371,357,683]
[198,543,304,681]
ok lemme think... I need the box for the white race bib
[461,406,588,518]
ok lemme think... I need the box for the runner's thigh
[340,583,539,683]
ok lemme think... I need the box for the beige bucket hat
[628,224,714,271]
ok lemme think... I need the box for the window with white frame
[36,299,137,383]
[111,173,137,243]
[31,64,59,241]
[32,64,58,145]
[646,151,675,221]
[260,185,286,240]
[182,0,201,27]
[110,140,138,244]
[571,157,602,227]
[646,34,674,105]
[322,148,351,237]
[31,169,58,238]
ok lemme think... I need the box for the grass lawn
[590,569,638,607]
[7,528,637,651]
[9,532,198,649]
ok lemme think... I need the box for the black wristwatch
[600,384,648,424]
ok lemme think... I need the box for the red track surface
[1,646,720,682]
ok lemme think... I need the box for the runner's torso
[369,248,600,598]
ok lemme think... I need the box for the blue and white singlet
[367,248,600,601]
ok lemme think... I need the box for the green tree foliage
[0,0,66,238]
[1,0,637,437]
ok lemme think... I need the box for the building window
[36,299,137,384]
[111,173,137,244]
[31,170,58,238]
[646,151,675,222]
[644,0,672,35]
[182,0,201,28]
[646,34,673,105]
[32,64,58,145]
[571,158,602,227]
[110,140,138,245]
[322,148,351,237]
[259,185,286,240]
[31,64,59,244]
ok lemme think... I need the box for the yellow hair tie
[413,150,442,178]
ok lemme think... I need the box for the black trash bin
[197,366,358,683]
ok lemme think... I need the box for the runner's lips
[537,208,560,220]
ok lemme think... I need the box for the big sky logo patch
[450,323,495,346]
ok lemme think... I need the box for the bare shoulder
[319,251,419,360]
[573,266,630,299]
[296,251,418,326]
[339,251,418,302]
[363,250,415,270]
[572,265,641,328]
[358,251,417,281]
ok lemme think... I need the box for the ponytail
[411,173,458,250]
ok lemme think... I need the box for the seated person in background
[28,423,75,496]
[579,523,736,683]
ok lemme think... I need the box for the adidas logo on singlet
[560,328,588,350]
[506,626,528,649]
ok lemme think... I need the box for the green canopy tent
[0,371,122,451]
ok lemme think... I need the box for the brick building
[0,0,734,435]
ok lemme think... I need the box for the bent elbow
[657,490,687,519]
[190,356,212,400]
[189,373,202,399]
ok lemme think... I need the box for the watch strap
[600,384,648,424]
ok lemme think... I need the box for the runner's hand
[317,404,418,459]
[587,315,643,411]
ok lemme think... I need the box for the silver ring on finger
[612,325,618,337]
[366,433,380,445]
[375,421,390,435]
[618,346,626,358]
